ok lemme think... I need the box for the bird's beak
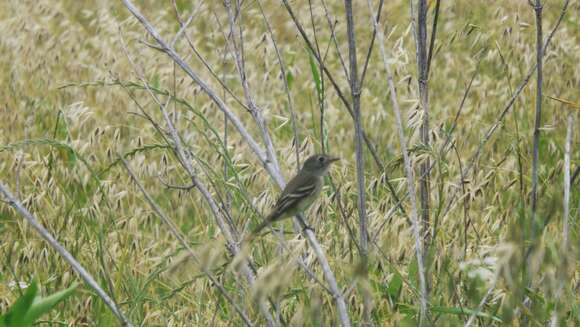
[328,156,340,163]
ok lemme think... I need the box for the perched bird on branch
[250,153,340,238]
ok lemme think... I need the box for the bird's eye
[318,156,325,162]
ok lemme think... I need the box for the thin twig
[415,0,432,251]
[0,183,133,327]
[438,0,570,226]
[343,1,372,325]
[256,0,301,170]
[225,0,281,177]
[551,110,574,327]
[530,0,544,242]
[365,1,428,324]
[119,28,276,326]
[562,112,573,247]
[451,143,470,259]
[426,0,441,76]
[359,0,385,89]
[280,0,386,173]
[320,0,350,81]
[307,0,328,156]
[119,159,254,327]
[120,2,351,324]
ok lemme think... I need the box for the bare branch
[256,0,301,170]
[0,183,133,327]
[120,0,276,181]
[530,0,544,241]
[224,0,281,175]
[118,28,276,326]
[426,0,441,76]
[119,158,255,327]
[359,0,385,89]
[280,0,386,173]
[120,2,351,325]
[563,112,573,247]
[415,0,432,250]
[365,0,429,324]
[439,0,570,225]
[320,0,350,81]
[343,1,372,324]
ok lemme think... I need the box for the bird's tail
[246,211,279,242]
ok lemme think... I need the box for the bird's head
[302,154,340,176]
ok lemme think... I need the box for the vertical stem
[524,2,543,324]
[307,0,327,155]
[417,0,431,249]
[255,0,301,169]
[530,0,543,244]
[121,1,351,324]
[119,160,255,326]
[415,1,431,312]
[366,0,429,324]
[343,0,371,324]
[425,0,441,76]
[552,111,574,327]
[562,112,573,249]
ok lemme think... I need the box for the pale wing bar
[274,184,318,214]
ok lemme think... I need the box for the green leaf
[386,271,403,302]
[22,283,79,325]
[430,305,502,323]
[151,74,161,89]
[59,146,77,167]
[286,71,294,90]
[400,309,417,327]
[408,257,418,289]
[0,280,38,327]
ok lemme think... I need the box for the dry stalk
[562,112,573,247]
[530,0,544,242]
[119,159,255,326]
[415,0,432,251]
[437,0,570,227]
[119,29,276,326]
[365,0,429,324]
[343,1,372,325]
[120,1,351,325]
[0,183,133,327]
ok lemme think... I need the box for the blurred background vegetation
[0,0,578,325]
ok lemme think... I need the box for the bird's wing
[274,173,318,214]
[251,173,319,237]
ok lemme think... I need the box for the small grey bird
[251,153,340,237]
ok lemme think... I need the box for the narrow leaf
[23,283,79,325]
[0,280,38,327]
[546,95,580,110]
[431,305,502,322]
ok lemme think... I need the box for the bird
[250,153,340,238]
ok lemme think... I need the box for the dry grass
[0,0,578,325]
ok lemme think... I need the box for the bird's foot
[302,224,315,234]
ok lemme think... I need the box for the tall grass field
[0,0,578,325]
